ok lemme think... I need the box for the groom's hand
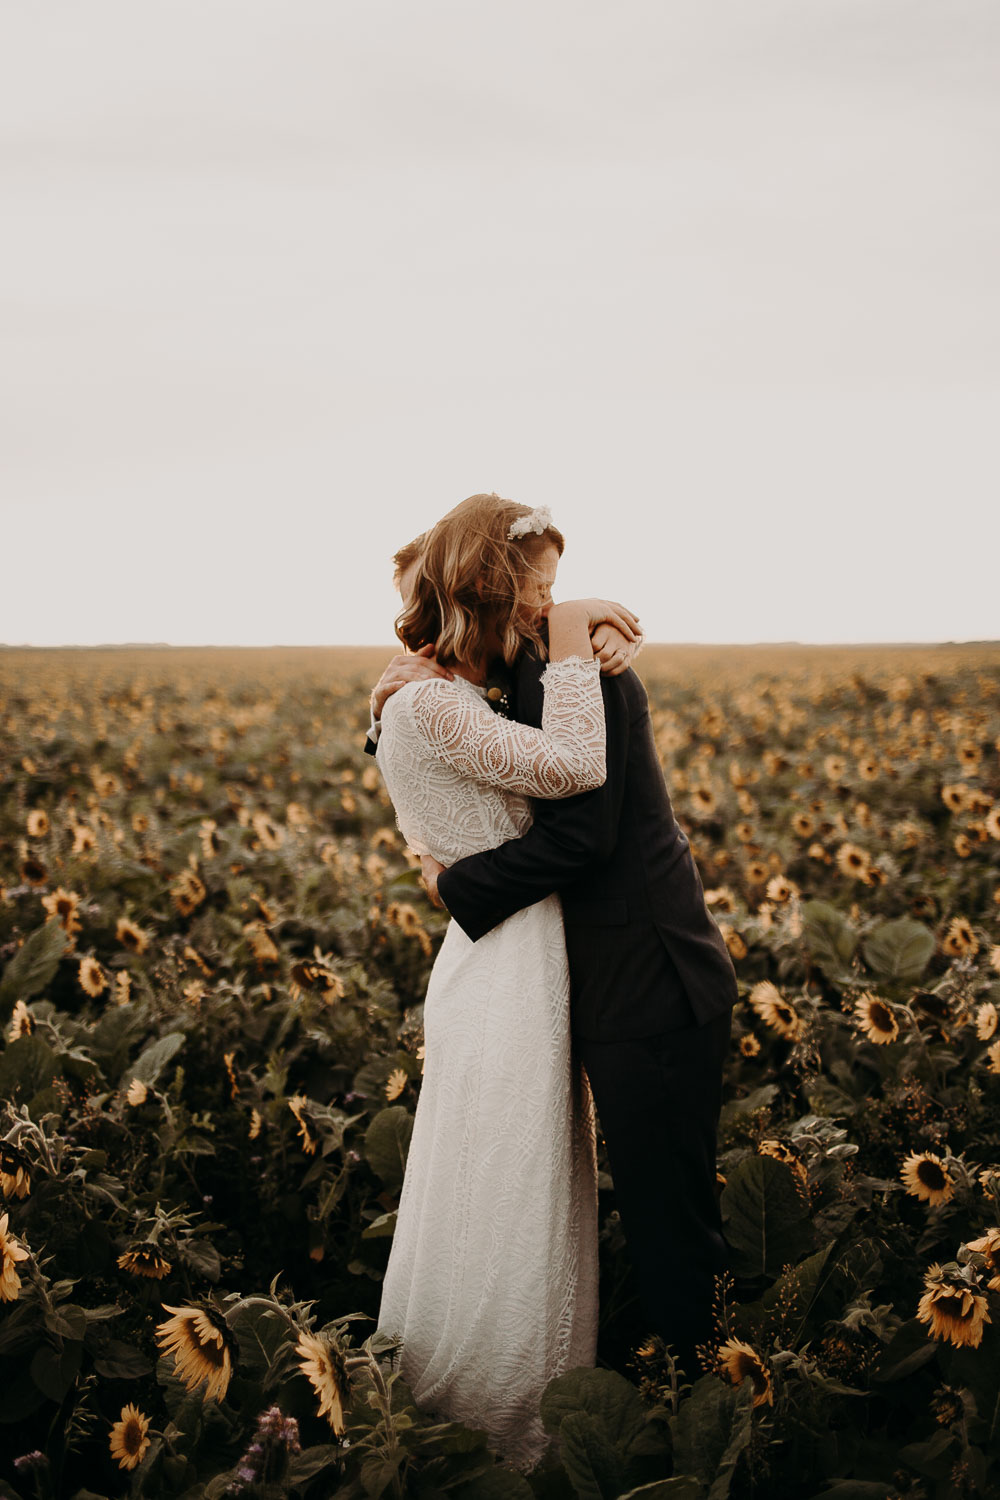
[371,644,454,720]
[420,854,447,909]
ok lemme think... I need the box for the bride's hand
[371,644,454,720]
[547,598,641,643]
[591,622,644,675]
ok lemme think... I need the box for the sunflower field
[1,642,1000,1500]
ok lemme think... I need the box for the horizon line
[2,639,999,652]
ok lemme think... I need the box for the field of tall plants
[1,642,999,1500]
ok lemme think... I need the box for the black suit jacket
[437,652,739,1042]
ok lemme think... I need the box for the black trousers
[577,1007,733,1376]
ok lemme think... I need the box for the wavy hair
[394,493,565,668]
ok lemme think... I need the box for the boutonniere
[483,669,513,719]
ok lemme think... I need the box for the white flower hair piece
[507,506,553,541]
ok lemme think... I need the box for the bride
[373,493,640,1471]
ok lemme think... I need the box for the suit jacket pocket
[563,897,629,927]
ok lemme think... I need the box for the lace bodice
[375,655,606,865]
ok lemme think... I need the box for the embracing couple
[365,493,738,1472]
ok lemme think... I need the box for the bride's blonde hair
[395,493,565,668]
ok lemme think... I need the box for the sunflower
[720,925,748,961]
[0,1213,30,1301]
[243,921,279,965]
[126,1077,149,1106]
[901,1152,955,1206]
[835,843,871,881]
[854,992,899,1044]
[248,1108,263,1140]
[941,917,978,958]
[738,1033,761,1057]
[748,981,804,1041]
[198,819,219,859]
[8,1000,33,1041]
[823,755,846,782]
[734,821,755,844]
[26,810,50,839]
[765,875,799,904]
[295,1329,349,1434]
[156,1303,236,1402]
[704,887,736,913]
[170,869,207,918]
[717,1338,773,1406]
[0,1143,31,1199]
[976,1003,998,1041]
[289,961,345,1003]
[987,1040,1000,1076]
[791,811,815,838]
[940,784,969,813]
[986,807,1000,841]
[758,1139,807,1188]
[118,1243,172,1279]
[71,822,97,855]
[183,945,213,976]
[288,1095,317,1155]
[954,834,973,859]
[115,971,132,1005]
[109,1403,151,1471]
[690,785,717,816]
[115,917,149,954]
[807,842,831,863]
[41,886,83,936]
[744,858,769,885]
[78,955,108,997]
[857,756,880,782]
[916,1264,991,1349]
[20,855,48,887]
[385,1068,408,1102]
[957,741,982,771]
[964,1228,1000,1291]
[131,811,151,834]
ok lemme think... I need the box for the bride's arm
[407,601,635,800]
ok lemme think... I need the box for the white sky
[2,0,998,647]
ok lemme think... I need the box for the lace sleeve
[408,656,606,799]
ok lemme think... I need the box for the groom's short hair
[392,534,426,585]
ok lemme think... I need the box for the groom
[366,553,738,1381]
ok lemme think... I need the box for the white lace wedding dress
[374,656,604,1471]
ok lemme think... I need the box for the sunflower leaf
[618,1482,704,1499]
[720,1156,812,1277]
[862,918,935,983]
[123,1030,185,1088]
[670,1377,752,1499]
[540,1367,648,1448]
[0,919,70,1019]
[801,902,857,980]
[558,1410,625,1500]
[363,1106,413,1191]
[0,1034,60,1107]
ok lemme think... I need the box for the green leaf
[801,902,858,979]
[871,1318,937,1383]
[363,1106,413,1190]
[44,1303,88,1341]
[362,1210,398,1240]
[540,1367,648,1449]
[807,1486,905,1500]
[719,1084,778,1131]
[559,1410,625,1500]
[227,1297,293,1381]
[93,1339,155,1379]
[178,1237,221,1282]
[286,1445,342,1484]
[862,918,935,983]
[30,1340,83,1402]
[720,1156,812,1277]
[0,920,70,1018]
[455,1469,535,1498]
[0,1034,60,1106]
[671,1378,752,1500]
[619,1483,703,1500]
[123,1030,185,1088]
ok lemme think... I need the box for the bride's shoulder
[383,675,469,724]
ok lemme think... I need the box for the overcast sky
[2,0,998,647]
